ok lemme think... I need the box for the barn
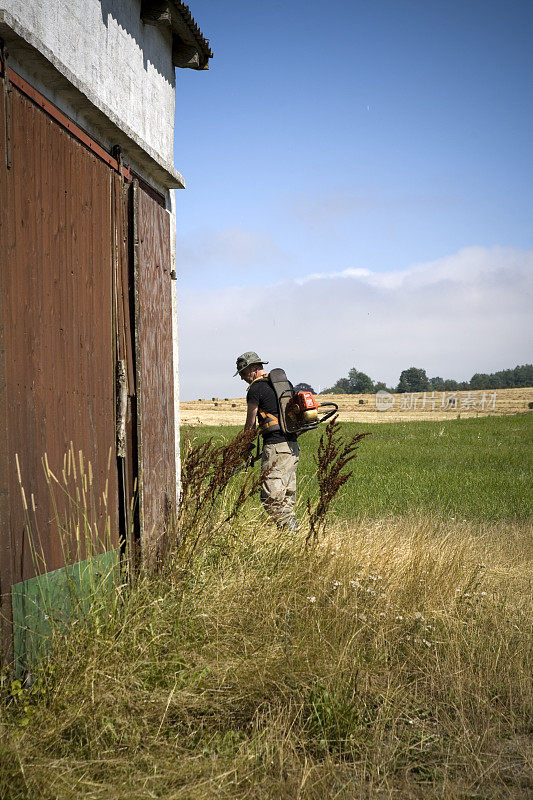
[0,1,212,671]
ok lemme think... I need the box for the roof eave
[140,1,213,71]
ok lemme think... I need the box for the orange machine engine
[286,390,319,427]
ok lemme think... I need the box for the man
[234,351,299,531]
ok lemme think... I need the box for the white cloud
[177,246,533,400]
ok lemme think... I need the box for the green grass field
[182,414,533,522]
[1,415,531,799]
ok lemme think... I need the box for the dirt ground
[180,387,533,426]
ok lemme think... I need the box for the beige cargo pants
[260,440,300,528]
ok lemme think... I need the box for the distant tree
[469,367,533,391]
[396,367,430,393]
[469,373,490,390]
[348,368,375,394]
[514,364,533,387]
[374,381,394,393]
[323,363,533,396]
[443,379,459,391]
[488,373,505,390]
[429,376,445,391]
[322,377,351,394]
[293,382,315,393]
[497,371,510,388]
[501,369,517,388]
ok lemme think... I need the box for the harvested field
[180,386,533,426]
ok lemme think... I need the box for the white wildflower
[307,596,316,604]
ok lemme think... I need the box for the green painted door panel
[11,549,120,674]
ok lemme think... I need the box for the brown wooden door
[0,71,121,656]
[0,65,177,665]
[133,182,176,561]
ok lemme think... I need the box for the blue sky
[174,0,532,399]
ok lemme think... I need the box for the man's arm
[244,401,259,432]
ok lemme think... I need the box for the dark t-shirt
[247,376,297,445]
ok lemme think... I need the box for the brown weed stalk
[171,428,262,565]
[306,418,369,545]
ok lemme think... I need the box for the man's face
[240,365,258,384]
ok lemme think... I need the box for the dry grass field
[2,517,531,800]
[180,386,533,426]
[1,415,531,799]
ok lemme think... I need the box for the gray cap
[234,351,268,377]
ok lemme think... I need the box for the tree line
[320,364,533,395]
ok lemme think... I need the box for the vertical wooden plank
[132,182,145,547]
[0,71,14,662]
[134,186,176,561]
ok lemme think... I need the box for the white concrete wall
[2,0,176,164]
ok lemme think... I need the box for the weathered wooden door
[133,182,177,561]
[0,62,177,667]
[0,66,122,666]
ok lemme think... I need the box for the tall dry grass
[1,513,531,799]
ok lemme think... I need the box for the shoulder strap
[249,373,269,387]
[246,374,268,400]
[247,374,282,436]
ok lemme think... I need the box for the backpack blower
[233,369,339,475]
[268,368,338,435]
